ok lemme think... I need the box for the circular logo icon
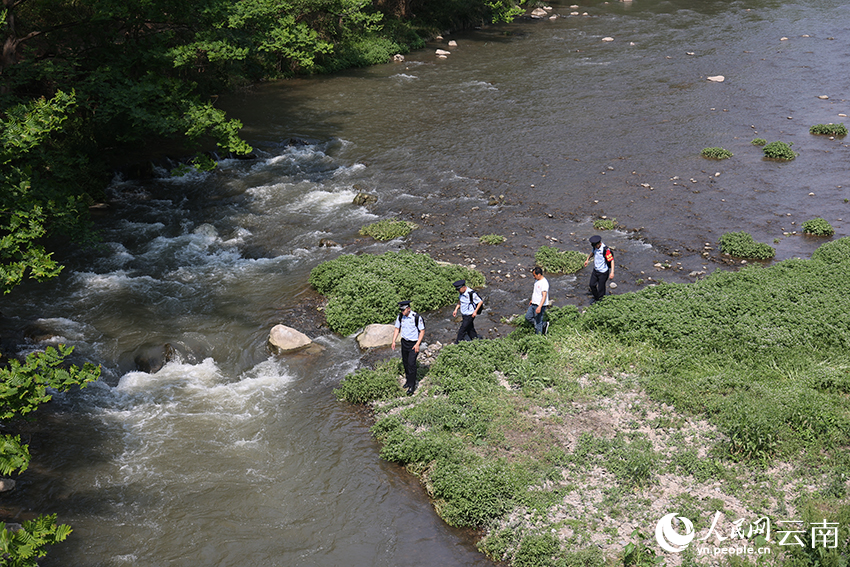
[655,513,695,553]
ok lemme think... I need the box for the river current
[1,0,848,565]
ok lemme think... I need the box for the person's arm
[452,300,460,317]
[609,257,615,280]
[583,253,593,267]
[472,293,482,317]
[391,327,399,350]
[414,328,424,353]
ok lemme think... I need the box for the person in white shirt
[525,266,550,335]
[391,300,425,395]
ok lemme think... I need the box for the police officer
[391,300,425,395]
[583,235,614,304]
[451,279,483,343]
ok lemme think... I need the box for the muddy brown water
[1,1,848,565]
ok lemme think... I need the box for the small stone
[780,36,788,41]
[435,49,451,56]
[448,40,458,47]
[602,37,614,42]
[809,192,815,196]
[818,95,829,99]
[609,282,617,289]
[707,75,725,82]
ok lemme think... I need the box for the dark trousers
[589,269,609,301]
[400,339,418,392]
[456,314,479,343]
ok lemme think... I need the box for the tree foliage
[0,515,73,567]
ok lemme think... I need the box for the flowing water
[1,0,848,565]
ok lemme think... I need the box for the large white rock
[356,324,397,349]
[435,49,451,56]
[531,7,548,17]
[268,325,312,353]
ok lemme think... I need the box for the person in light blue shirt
[451,279,483,343]
[391,300,425,395]
[583,235,615,304]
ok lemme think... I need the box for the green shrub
[0,515,72,567]
[359,219,418,240]
[762,140,797,160]
[593,218,616,230]
[480,234,506,245]
[809,123,848,136]
[429,457,532,527]
[310,251,484,334]
[751,138,767,146]
[512,532,561,567]
[700,147,733,159]
[802,217,835,236]
[718,231,776,259]
[334,359,404,403]
[534,246,585,274]
[812,237,850,264]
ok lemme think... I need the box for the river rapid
[1,0,848,565]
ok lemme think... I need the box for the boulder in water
[356,324,396,349]
[268,325,313,354]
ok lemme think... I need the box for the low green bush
[700,147,733,159]
[358,219,418,240]
[534,246,585,274]
[334,359,404,403]
[802,217,835,236]
[593,218,616,230]
[718,231,776,259]
[310,251,484,334]
[480,234,506,245]
[762,140,797,160]
[809,123,848,136]
[751,138,767,146]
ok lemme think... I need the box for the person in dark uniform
[583,235,615,304]
[451,279,483,343]
[391,300,425,395]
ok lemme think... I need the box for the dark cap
[398,300,411,310]
[589,235,602,245]
[453,279,466,289]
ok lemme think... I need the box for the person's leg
[539,305,547,334]
[525,304,536,327]
[456,315,473,343]
[534,306,545,334]
[401,341,414,391]
[589,271,603,301]
[467,316,479,340]
[598,271,608,299]
[405,349,418,393]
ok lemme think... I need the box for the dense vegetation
[309,251,484,334]
[337,237,850,566]
[719,231,776,259]
[534,246,585,274]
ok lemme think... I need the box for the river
[1,0,847,565]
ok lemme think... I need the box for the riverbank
[336,237,850,566]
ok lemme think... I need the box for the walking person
[525,266,550,335]
[451,279,483,343]
[391,300,425,395]
[583,235,614,304]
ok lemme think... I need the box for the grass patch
[593,218,616,230]
[534,246,585,274]
[480,234,506,245]
[359,219,418,240]
[762,140,797,160]
[751,138,767,146]
[809,123,848,136]
[310,250,484,334]
[802,217,835,236]
[719,231,776,259]
[700,147,733,159]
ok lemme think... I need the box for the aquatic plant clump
[802,217,835,236]
[719,231,776,259]
[700,147,733,159]
[751,138,767,146]
[809,123,848,136]
[480,234,506,245]
[762,140,797,160]
[534,246,585,274]
[309,250,484,335]
[359,219,418,240]
[593,218,616,230]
